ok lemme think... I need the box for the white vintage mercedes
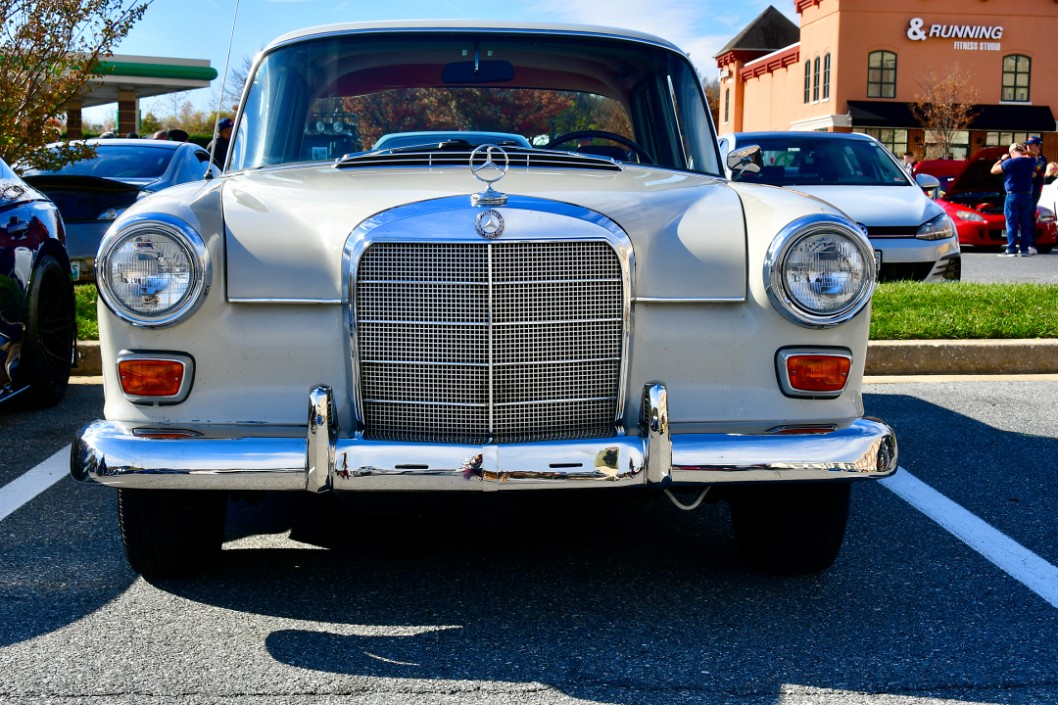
[72,21,897,577]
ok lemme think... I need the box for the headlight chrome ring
[764,213,876,329]
[97,213,211,328]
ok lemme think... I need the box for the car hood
[943,148,1006,197]
[215,164,753,302]
[781,184,943,227]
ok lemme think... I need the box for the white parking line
[882,468,1058,610]
[0,445,70,523]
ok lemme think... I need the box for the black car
[23,139,218,281]
[0,157,75,407]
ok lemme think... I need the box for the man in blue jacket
[991,142,1038,256]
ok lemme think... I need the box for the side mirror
[726,144,763,179]
[915,173,940,198]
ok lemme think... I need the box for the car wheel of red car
[18,254,75,408]
[118,489,228,577]
[729,482,851,574]
[1037,244,1053,254]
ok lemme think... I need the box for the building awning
[847,100,1055,131]
[971,104,1055,131]
[847,101,917,127]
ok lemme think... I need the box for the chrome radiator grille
[355,241,624,444]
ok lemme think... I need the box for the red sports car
[926,147,1057,252]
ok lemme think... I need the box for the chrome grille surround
[346,196,633,445]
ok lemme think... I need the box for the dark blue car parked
[0,157,75,407]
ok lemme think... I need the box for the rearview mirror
[442,60,514,84]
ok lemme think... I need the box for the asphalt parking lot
[960,246,1058,283]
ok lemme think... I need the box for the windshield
[734,137,911,187]
[230,30,721,175]
[27,145,175,179]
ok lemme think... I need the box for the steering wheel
[544,130,653,164]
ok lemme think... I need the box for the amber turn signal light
[786,354,850,393]
[119,359,186,397]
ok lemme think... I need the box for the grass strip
[75,283,98,341]
[870,281,1058,340]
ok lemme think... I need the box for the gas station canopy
[66,54,218,137]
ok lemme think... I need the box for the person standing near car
[207,117,234,169]
[991,143,1037,256]
[1026,136,1047,244]
[901,151,917,177]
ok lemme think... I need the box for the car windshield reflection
[732,138,911,187]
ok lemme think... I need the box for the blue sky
[86,0,796,122]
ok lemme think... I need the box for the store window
[984,131,1031,147]
[1001,54,1031,102]
[804,61,811,104]
[867,50,896,99]
[856,128,907,156]
[924,130,969,159]
[724,88,730,124]
[812,56,820,101]
[823,54,831,100]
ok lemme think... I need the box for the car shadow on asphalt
[6,390,1058,703]
[144,392,1058,704]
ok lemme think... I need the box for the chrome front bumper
[71,384,898,491]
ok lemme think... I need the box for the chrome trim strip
[228,298,343,304]
[634,296,746,304]
[486,243,496,437]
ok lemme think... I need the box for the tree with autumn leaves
[0,0,150,171]
[911,64,979,160]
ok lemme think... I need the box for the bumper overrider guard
[71,383,898,491]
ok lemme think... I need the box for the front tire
[18,254,75,408]
[118,489,228,577]
[729,482,851,574]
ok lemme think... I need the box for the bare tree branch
[911,64,979,159]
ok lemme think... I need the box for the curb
[865,339,1058,375]
[73,339,1058,378]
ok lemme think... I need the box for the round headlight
[764,214,875,328]
[97,214,211,327]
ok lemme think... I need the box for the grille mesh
[355,241,623,443]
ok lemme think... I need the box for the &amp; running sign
[907,17,1004,52]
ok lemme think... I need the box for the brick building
[716,0,1058,162]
